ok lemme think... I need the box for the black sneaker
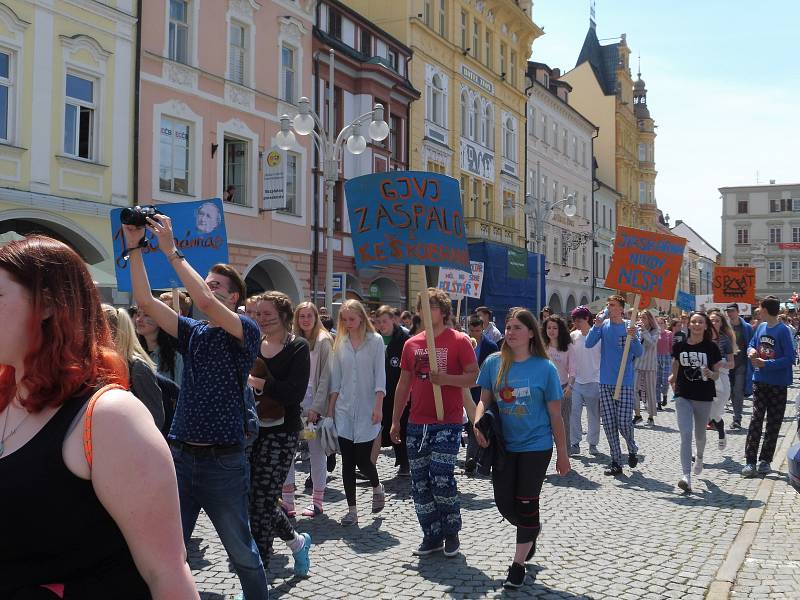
[443,534,460,557]
[731,420,742,431]
[327,453,337,472]
[304,475,313,490]
[604,462,622,476]
[464,458,476,475]
[412,537,443,556]
[632,415,643,424]
[628,453,639,468]
[503,562,526,589]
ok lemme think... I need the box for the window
[794,198,800,212]
[737,200,748,214]
[470,97,479,140]
[482,103,493,149]
[484,29,492,68]
[510,50,517,87]
[581,141,587,166]
[561,128,567,153]
[638,142,646,162]
[542,115,548,144]
[770,198,791,212]
[551,121,557,146]
[168,0,189,64]
[438,0,446,37]
[423,1,432,27]
[229,22,246,85]
[0,51,10,141]
[736,227,749,244]
[460,91,468,135]
[389,115,401,160]
[430,74,445,126]
[159,116,190,194]
[499,43,506,77]
[529,107,536,137]
[769,227,782,244]
[503,117,516,161]
[769,261,783,282]
[471,178,479,218]
[460,11,467,50]
[639,181,646,203]
[328,10,342,39]
[736,261,750,267]
[282,152,299,215]
[503,190,515,228]
[64,73,95,160]
[793,261,800,282]
[360,29,372,55]
[472,18,480,60]
[794,227,800,243]
[484,183,493,221]
[223,137,247,206]
[280,44,296,103]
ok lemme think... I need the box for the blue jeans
[406,423,462,541]
[171,445,269,600]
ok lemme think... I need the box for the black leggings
[339,436,380,506]
[491,448,552,544]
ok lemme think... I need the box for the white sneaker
[693,458,704,476]
[718,437,727,450]
[678,474,692,493]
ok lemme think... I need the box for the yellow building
[0,1,137,300]
[561,17,659,232]
[340,0,541,296]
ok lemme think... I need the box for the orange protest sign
[712,266,756,305]
[605,227,687,301]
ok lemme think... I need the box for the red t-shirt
[400,328,477,425]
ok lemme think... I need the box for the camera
[120,205,162,227]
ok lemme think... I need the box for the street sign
[332,272,345,295]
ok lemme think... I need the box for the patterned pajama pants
[745,383,787,465]
[248,429,299,566]
[599,384,638,465]
[406,423,462,541]
[657,354,671,398]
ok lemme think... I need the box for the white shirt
[571,329,601,385]
[330,332,386,443]
[483,322,503,344]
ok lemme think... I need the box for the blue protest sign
[676,290,695,312]
[344,171,469,271]
[110,198,229,291]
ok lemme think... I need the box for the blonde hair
[333,299,375,352]
[709,309,739,355]
[639,310,657,331]
[293,301,332,351]
[495,308,548,391]
[102,304,156,370]
[158,290,192,316]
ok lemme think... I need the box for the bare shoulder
[89,388,160,436]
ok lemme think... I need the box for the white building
[593,179,619,301]
[720,182,800,301]
[525,62,595,315]
[671,220,719,297]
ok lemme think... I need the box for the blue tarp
[465,241,547,330]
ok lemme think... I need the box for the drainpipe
[133,0,143,206]
[523,75,534,254]
[404,53,414,309]
[590,127,599,303]
[311,50,321,305]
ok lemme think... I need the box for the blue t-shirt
[749,322,794,387]
[585,320,643,386]
[170,315,261,445]
[476,354,563,452]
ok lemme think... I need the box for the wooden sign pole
[415,268,444,421]
[172,287,181,314]
[613,293,641,401]
[456,297,462,321]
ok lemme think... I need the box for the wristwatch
[167,248,186,262]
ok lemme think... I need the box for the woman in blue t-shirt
[474,308,570,590]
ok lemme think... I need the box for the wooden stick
[172,287,181,314]
[456,297,462,321]
[462,387,476,423]
[419,286,445,421]
[613,293,641,401]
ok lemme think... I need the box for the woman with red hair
[0,236,197,599]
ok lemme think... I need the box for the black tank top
[0,390,151,599]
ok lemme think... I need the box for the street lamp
[524,189,581,255]
[276,49,389,313]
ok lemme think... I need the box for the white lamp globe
[275,129,296,151]
[563,202,577,218]
[293,113,314,136]
[347,134,367,154]
[368,119,390,141]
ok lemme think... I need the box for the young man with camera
[122,211,269,600]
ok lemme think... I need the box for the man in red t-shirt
[391,288,478,558]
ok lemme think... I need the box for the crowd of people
[1,218,797,598]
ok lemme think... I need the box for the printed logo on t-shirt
[497,380,532,417]
[412,347,449,381]
[390,356,400,368]
[679,351,708,382]
[756,335,776,360]
[617,335,627,349]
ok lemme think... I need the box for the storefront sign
[461,65,495,94]
[263,147,287,211]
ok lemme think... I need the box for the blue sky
[530,0,800,250]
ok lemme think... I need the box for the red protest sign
[605,227,686,301]
[712,266,756,305]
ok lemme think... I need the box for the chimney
[770,179,776,184]
[551,68,561,79]
[675,219,683,226]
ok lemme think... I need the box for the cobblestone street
[190,384,800,599]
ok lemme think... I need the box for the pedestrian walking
[656,317,673,407]
[247,291,313,576]
[0,236,197,599]
[134,303,185,386]
[585,295,643,476]
[123,215,270,599]
[374,305,411,476]
[473,308,570,589]
[391,288,478,558]
[725,304,754,430]
[475,306,504,344]
[568,306,602,457]
[742,296,795,477]
[543,315,575,441]
[634,310,660,426]
[285,301,333,517]
[708,310,736,449]
[670,311,723,492]
[328,299,386,526]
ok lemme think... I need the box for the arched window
[503,117,516,161]
[460,90,468,135]
[431,74,444,125]
[470,97,479,140]
[482,103,493,148]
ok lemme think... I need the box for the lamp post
[275,49,389,314]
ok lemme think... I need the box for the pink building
[138,0,315,303]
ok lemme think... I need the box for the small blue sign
[110,198,229,292]
[344,171,469,271]
[676,290,696,312]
